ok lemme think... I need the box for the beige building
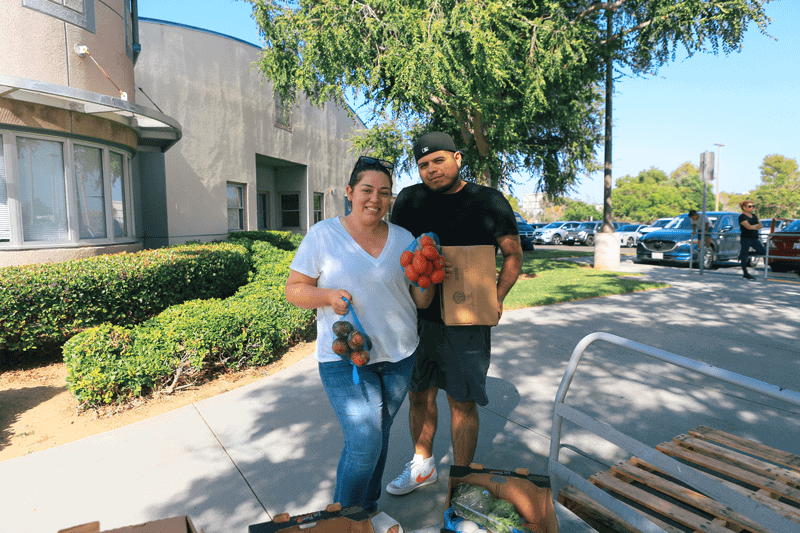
[1,1,363,267]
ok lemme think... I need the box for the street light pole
[713,143,724,211]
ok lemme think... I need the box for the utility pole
[713,143,724,211]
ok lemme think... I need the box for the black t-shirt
[390,181,518,323]
[739,213,760,239]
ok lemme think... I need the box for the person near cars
[284,155,435,514]
[387,131,522,495]
[688,209,713,249]
[738,200,765,280]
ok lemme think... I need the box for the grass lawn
[500,249,669,309]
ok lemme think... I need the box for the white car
[639,217,674,235]
[617,224,649,248]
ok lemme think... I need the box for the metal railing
[549,332,800,533]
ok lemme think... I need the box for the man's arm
[495,234,523,321]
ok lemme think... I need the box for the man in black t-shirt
[386,132,522,496]
[738,199,765,280]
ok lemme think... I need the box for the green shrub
[0,242,250,356]
[227,230,303,252]
[63,239,314,407]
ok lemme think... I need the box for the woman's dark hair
[348,156,394,189]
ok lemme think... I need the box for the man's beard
[422,173,459,194]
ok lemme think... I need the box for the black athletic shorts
[409,319,491,406]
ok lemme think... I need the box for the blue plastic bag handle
[342,297,363,384]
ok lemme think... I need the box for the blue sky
[137,0,798,204]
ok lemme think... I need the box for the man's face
[417,150,462,194]
[689,214,698,221]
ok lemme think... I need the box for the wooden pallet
[558,426,800,533]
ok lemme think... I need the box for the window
[0,130,133,248]
[281,193,300,227]
[227,183,245,231]
[0,136,9,241]
[257,192,270,230]
[17,137,69,242]
[313,193,324,224]
[110,152,127,237]
[275,93,292,130]
[74,144,107,239]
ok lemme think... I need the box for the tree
[579,0,770,234]
[505,195,522,214]
[563,199,603,222]
[612,163,708,222]
[754,154,800,218]
[250,0,605,193]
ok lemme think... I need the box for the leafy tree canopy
[752,154,800,218]
[249,0,769,194]
[613,163,711,222]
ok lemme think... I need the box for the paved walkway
[1,258,799,533]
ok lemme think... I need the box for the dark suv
[565,221,601,246]
[636,212,742,268]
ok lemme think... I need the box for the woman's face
[346,170,392,224]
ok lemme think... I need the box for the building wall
[0,0,136,104]
[134,21,364,244]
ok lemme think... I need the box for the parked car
[514,213,536,251]
[639,217,675,235]
[636,212,742,269]
[767,219,800,273]
[616,224,648,248]
[533,221,581,245]
[759,218,794,245]
[529,223,547,230]
[565,221,601,246]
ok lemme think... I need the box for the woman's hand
[285,270,352,312]
[329,289,353,315]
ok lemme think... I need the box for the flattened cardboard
[59,515,202,533]
[446,464,559,533]
[249,503,373,533]
[440,246,498,326]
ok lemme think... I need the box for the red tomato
[400,250,414,266]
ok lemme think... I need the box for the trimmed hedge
[0,242,250,356]
[63,239,314,407]
[227,230,303,252]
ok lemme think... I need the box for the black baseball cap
[413,132,459,162]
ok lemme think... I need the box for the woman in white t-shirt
[285,156,434,515]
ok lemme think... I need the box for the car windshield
[782,220,800,232]
[617,224,638,232]
[653,219,671,227]
[543,222,563,229]
[577,222,595,230]
[665,216,692,230]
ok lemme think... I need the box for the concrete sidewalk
[1,259,799,533]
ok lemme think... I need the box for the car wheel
[586,235,594,246]
[702,251,715,270]
[552,234,562,245]
[626,237,635,248]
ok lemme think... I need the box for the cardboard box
[440,246,498,326]
[249,503,373,533]
[445,464,558,533]
[59,515,203,533]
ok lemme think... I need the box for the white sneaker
[386,456,438,495]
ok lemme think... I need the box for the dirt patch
[0,341,316,462]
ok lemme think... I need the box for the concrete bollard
[593,232,620,270]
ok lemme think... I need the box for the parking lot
[534,243,800,282]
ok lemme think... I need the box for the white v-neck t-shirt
[289,217,419,364]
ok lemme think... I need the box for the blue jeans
[740,237,766,271]
[318,355,415,513]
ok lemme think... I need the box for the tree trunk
[602,9,614,233]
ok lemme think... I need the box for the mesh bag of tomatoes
[331,298,373,368]
[400,232,445,290]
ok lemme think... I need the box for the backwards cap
[413,132,459,162]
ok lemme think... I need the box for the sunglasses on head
[356,155,394,172]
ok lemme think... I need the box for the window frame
[0,129,134,249]
[227,182,247,232]
[280,192,301,229]
[313,192,324,225]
